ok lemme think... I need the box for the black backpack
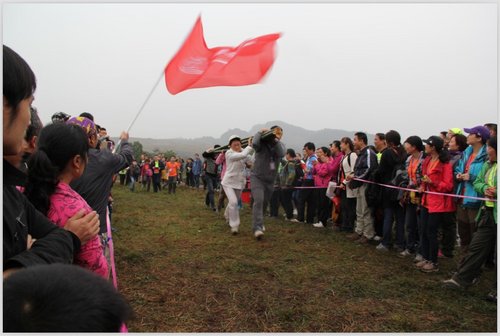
[294,160,304,186]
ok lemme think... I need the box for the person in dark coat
[3,45,99,278]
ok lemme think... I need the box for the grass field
[111,183,497,332]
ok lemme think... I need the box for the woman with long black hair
[24,122,108,277]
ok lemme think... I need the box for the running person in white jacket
[221,135,254,235]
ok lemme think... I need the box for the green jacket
[278,159,298,188]
[473,160,497,223]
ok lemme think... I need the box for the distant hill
[118,121,374,158]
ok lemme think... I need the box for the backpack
[294,160,305,186]
[386,148,408,201]
[365,174,382,207]
[205,158,218,176]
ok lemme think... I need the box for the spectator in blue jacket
[454,125,490,252]
[192,153,203,188]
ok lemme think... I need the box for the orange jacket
[421,156,456,213]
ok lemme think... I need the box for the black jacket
[373,147,407,207]
[3,160,80,270]
[350,146,378,189]
[71,141,133,233]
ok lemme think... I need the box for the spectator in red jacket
[416,136,455,273]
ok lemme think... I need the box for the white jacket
[221,146,254,189]
[342,152,359,198]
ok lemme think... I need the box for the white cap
[228,134,241,145]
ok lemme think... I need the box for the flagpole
[113,68,165,153]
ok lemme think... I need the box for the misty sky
[3,3,497,142]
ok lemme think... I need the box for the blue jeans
[381,205,405,248]
[404,203,420,253]
[128,176,136,192]
[193,174,201,188]
[292,189,300,210]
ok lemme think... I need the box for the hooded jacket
[454,144,488,208]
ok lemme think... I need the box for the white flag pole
[113,69,165,153]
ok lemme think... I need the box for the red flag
[165,17,280,95]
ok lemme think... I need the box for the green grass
[112,183,497,332]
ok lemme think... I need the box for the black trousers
[168,176,177,194]
[280,188,294,219]
[439,211,456,257]
[316,188,331,225]
[340,190,357,232]
[297,180,317,224]
[152,175,161,192]
[270,188,280,217]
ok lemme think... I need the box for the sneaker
[373,235,382,242]
[290,218,300,223]
[231,227,239,235]
[312,222,325,228]
[414,254,424,263]
[421,262,439,273]
[486,290,497,303]
[398,249,413,258]
[347,233,362,241]
[442,278,462,289]
[375,243,389,252]
[415,260,428,268]
[254,230,264,240]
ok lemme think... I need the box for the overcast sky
[3,3,497,141]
